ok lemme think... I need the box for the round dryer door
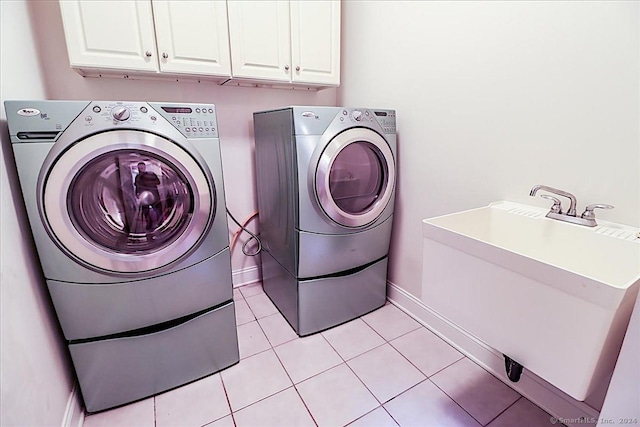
[41,130,214,275]
[316,128,395,228]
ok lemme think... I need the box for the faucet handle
[581,204,614,220]
[540,194,563,214]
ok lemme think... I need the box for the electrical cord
[226,208,262,256]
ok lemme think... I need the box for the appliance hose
[226,209,262,256]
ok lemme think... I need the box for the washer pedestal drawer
[69,301,239,413]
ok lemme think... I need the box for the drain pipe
[503,354,524,382]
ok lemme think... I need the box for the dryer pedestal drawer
[69,301,239,413]
[298,257,388,336]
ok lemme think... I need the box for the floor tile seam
[290,384,321,427]
[273,347,344,386]
[236,318,272,358]
[379,377,430,409]
[359,306,423,343]
[343,405,398,427]
[234,300,257,325]
[324,332,388,363]
[346,341,430,398]
[341,356,397,407]
[483,395,523,427]
[426,377,485,427]
[380,322,424,343]
[413,351,466,379]
[358,313,409,345]
[318,329,347,363]
[216,369,236,427]
[239,345,273,361]
[269,340,307,387]
[235,317,256,327]
[219,349,289,414]
[224,380,292,414]
[236,282,264,297]
[228,385,311,424]
[253,314,283,349]
[243,293,270,319]
[384,336,452,381]
[154,392,158,427]
[269,329,307,351]
[239,290,265,300]
[293,371,379,427]
[385,301,425,332]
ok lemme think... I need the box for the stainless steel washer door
[41,130,214,275]
[315,128,395,228]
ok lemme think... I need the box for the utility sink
[421,201,640,401]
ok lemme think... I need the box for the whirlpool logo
[17,108,41,117]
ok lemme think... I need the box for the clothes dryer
[254,106,397,336]
[5,100,239,412]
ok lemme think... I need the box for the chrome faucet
[529,185,578,216]
[529,185,614,227]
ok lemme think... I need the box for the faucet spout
[529,185,577,216]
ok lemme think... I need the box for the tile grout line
[482,396,523,427]
[291,385,320,427]
[218,368,238,426]
[426,376,485,426]
[235,315,318,424]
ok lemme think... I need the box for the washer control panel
[152,103,218,138]
[335,108,396,134]
[83,102,218,138]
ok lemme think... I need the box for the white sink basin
[421,201,640,401]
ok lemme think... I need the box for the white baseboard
[387,281,600,427]
[232,265,262,288]
[61,384,84,427]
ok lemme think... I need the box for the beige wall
[338,0,639,299]
[0,2,76,425]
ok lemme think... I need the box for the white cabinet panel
[59,0,159,72]
[291,0,340,85]
[152,1,231,76]
[59,0,339,87]
[227,1,291,82]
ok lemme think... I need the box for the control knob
[112,106,131,121]
[351,110,363,121]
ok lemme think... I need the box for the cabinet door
[290,0,341,85]
[59,0,159,72]
[227,1,291,82]
[152,1,231,77]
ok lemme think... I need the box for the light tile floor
[83,282,562,427]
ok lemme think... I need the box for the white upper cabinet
[227,1,291,82]
[227,0,340,86]
[151,1,231,76]
[59,0,159,72]
[290,0,341,86]
[59,0,231,79]
[59,0,339,87]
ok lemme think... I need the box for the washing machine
[5,100,239,412]
[253,106,397,336]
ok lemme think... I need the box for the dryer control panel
[372,110,396,134]
[336,108,396,134]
